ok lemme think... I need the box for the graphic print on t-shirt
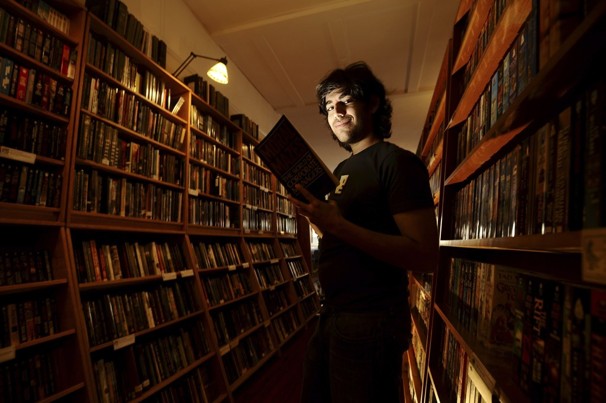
[335,175,349,194]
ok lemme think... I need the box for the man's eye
[326,105,334,112]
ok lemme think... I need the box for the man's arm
[290,185,439,273]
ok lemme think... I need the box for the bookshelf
[416,0,606,402]
[2,0,320,401]
[0,0,87,401]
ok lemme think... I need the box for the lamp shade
[207,61,228,84]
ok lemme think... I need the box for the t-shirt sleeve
[381,149,434,214]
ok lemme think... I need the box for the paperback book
[255,115,337,202]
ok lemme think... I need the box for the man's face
[324,89,372,145]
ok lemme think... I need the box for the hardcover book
[254,115,337,202]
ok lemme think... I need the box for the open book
[255,115,338,202]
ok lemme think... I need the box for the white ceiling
[183,0,459,170]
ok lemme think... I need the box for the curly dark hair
[316,61,392,149]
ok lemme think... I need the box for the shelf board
[454,0,474,24]
[445,123,528,185]
[449,0,532,127]
[452,0,493,73]
[440,230,586,253]
[0,203,63,225]
[426,139,443,177]
[0,279,68,296]
[406,347,423,400]
[68,212,185,233]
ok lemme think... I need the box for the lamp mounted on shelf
[173,52,229,84]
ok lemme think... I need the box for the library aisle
[233,319,316,403]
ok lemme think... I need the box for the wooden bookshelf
[2,0,320,401]
[418,0,606,402]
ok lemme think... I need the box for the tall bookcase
[1,1,320,401]
[415,0,606,402]
[0,0,88,401]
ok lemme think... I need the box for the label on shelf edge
[180,269,194,277]
[219,345,230,355]
[0,146,36,164]
[113,334,135,350]
[270,259,279,264]
[162,272,178,281]
[0,346,16,363]
[582,229,606,285]
[242,263,250,268]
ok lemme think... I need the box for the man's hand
[288,184,342,236]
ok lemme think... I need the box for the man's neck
[350,136,381,155]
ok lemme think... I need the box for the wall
[121,0,280,135]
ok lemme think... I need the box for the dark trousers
[300,307,410,403]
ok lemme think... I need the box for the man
[290,61,439,403]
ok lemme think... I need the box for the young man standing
[291,62,439,403]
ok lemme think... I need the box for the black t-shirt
[318,141,433,311]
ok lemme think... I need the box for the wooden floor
[232,319,316,403]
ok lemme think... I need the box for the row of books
[0,7,76,77]
[16,0,70,35]
[222,329,274,384]
[189,167,239,202]
[211,299,262,347]
[446,258,516,348]
[0,108,67,160]
[231,113,260,139]
[81,74,187,150]
[277,215,297,234]
[300,297,319,319]
[0,162,62,207]
[243,183,273,210]
[193,240,244,270]
[242,159,272,189]
[444,257,606,402]
[410,318,427,382]
[410,279,431,331]
[453,75,605,239]
[456,11,538,163]
[241,142,262,165]
[253,261,285,289]
[86,0,167,68]
[148,363,216,403]
[272,307,300,343]
[202,271,253,307]
[293,277,314,299]
[189,140,238,176]
[184,74,209,103]
[0,56,72,116]
[0,246,54,286]
[72,168,183,221]
[189,105,237,149]
[0,248,52,286]
[78,115,185,185]
[188,198,236,228]
[263,286,290,317]
[247,240,277,262]
[242,207,274,232]
[459,0,512,86]
[279,241,299,257]
[286,258,307,279]
[74,238,188,283]
[82,281,198,346]
[0,296,58,347]
[276,195,295,216]
[537,0,587,70]
[0,351,57,402]
[92,320,210,402]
